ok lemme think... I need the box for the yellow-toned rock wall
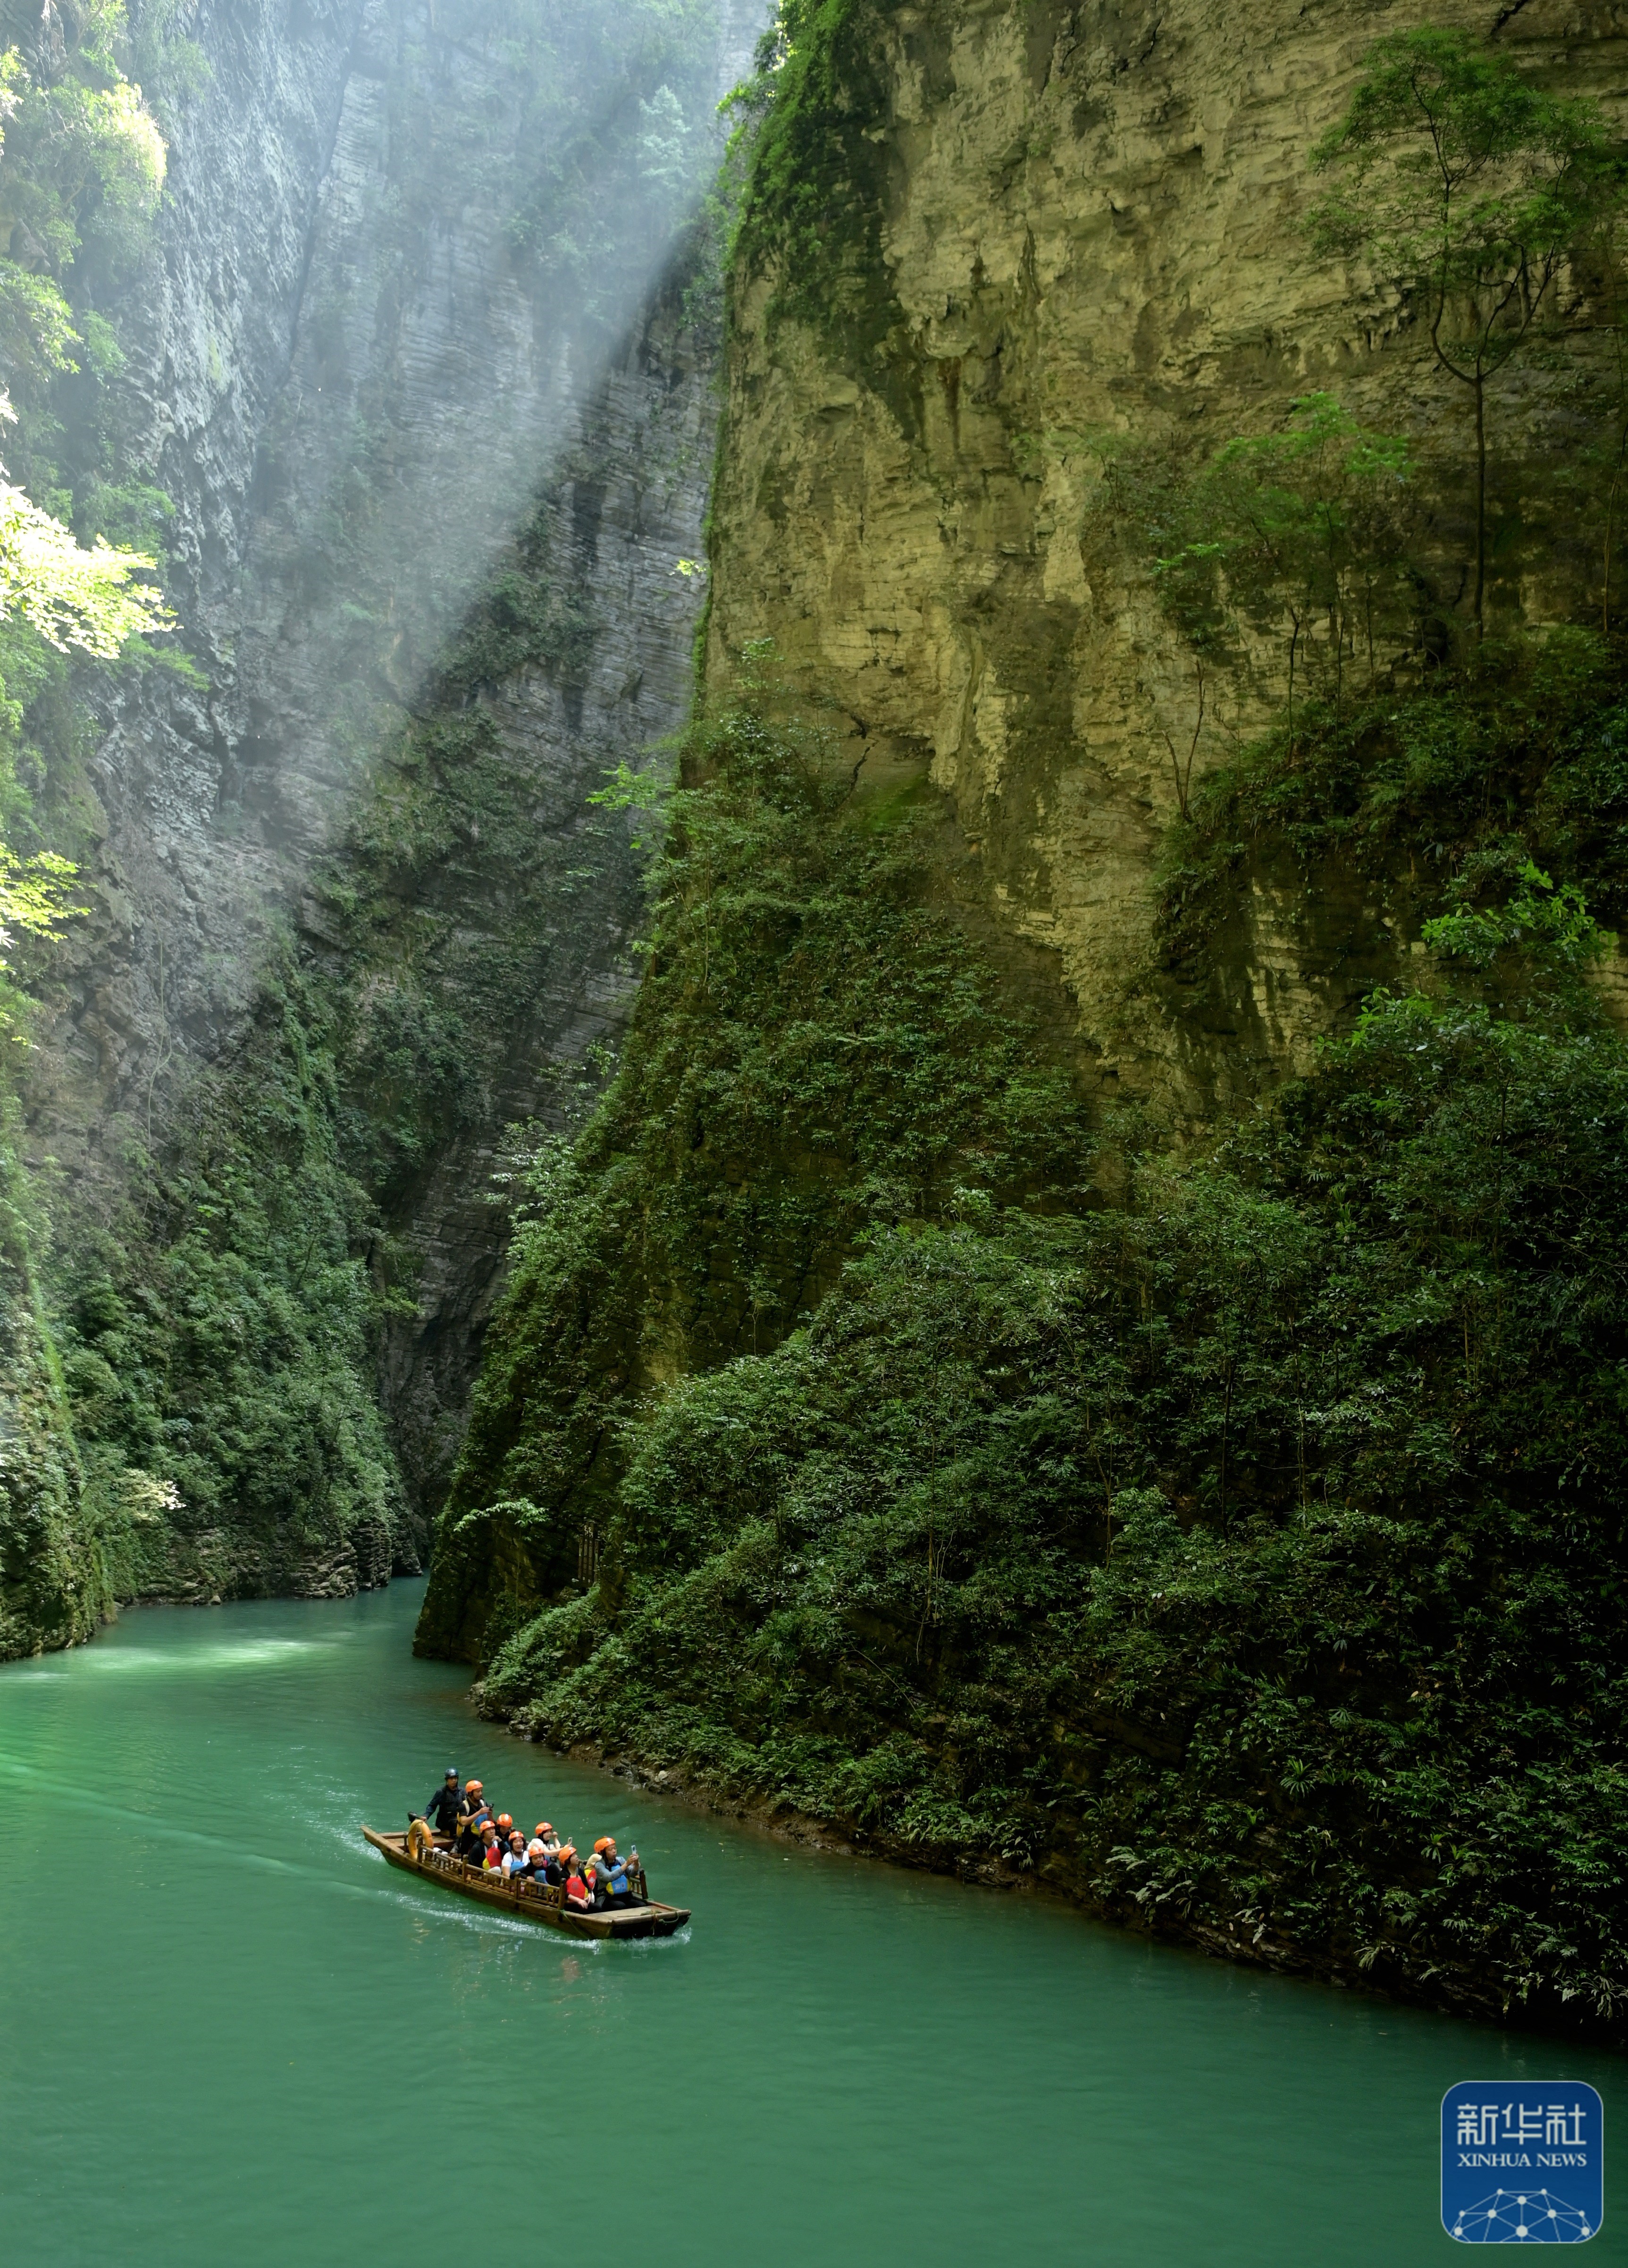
[705,0,1628,1125]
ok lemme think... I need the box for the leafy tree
[1310,25,1627,638]
[0,25,165,397]
[1133,394,1412,776]
[638,83,691,200]
[0,842,81,974]
[0,454,170,656]
[1423,854,1607,993]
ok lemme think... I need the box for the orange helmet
[593,1837,615,1855]
[465,1780,483,1795]
[537,1823,553,1836]
[496,1814,513,1831]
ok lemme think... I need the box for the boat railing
[420,1840,653,1909]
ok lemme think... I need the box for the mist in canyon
[0,0,761,1636]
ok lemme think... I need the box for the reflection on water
[69,1638,330,1672]
[1,1583,1621,2268]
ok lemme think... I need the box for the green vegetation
[412,629,1628,2023]
[1155,631,1628,978]
[417,689,1086,1658]
[723,0,916,420]
[498,0,721,321]
[59,948,412,1603]
[0,428,170,656]
[1309,25,1627,636]
[476,989,1628,2021]
[1100,391,1416,807]
[0,1121,102,1654]
[0,0,185,874]
[0,2,201,1650]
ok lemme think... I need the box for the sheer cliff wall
[705,0,1628,1125]
[0,0,758,1646]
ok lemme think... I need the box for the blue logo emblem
[1442,2082,1603,2243]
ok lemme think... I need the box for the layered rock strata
[704,0,1628,1121]
[1,0,757,1638]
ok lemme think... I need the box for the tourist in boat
[421,1770,462,1836]
[502,1830,530,1879]
[563,1851,590,1910]
[525,1834,552,1882]
[455,1780,490,1857]
[479,1821,505,1872]
[535,1821,561,1859]
[459,1786,497,1858]
[591,1836,638,1907]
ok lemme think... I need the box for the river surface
[1,1581,1622,2264]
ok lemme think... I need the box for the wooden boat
[361,1824,691,1940]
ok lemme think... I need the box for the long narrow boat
[361,1825,691,1940]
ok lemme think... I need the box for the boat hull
[361,1827,691,1940]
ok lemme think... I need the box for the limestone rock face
[705,0,1628,1122]
[44,0,735,1182]
[2,0,760,1636]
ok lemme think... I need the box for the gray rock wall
[11,0,763,1624]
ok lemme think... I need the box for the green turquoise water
[1,1581,1622,2264]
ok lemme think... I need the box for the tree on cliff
[1310,25,1626,638]
[1154,394,1413,756]
[0,393,169,963]
[0,442,170,657]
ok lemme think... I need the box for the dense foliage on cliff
[57,952,410,1603]
[418,655,1628,2028]
[1158,632,1628,974]
[482,994,1628,2021]
[417,689,1086,1656]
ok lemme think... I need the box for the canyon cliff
[705,0,1628,1115]
[0,0,754,1649]
[414,0,1628,2033]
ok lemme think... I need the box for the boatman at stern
[421,1770,463,1836]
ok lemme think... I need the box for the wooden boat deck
[362,1827,691,1940]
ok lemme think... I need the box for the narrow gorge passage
[2,0,1628,2249]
